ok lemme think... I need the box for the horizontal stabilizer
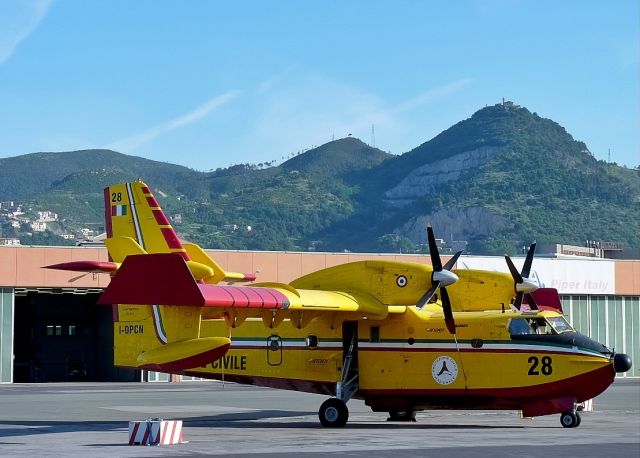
[99,253,289,309]
[223,271,257,282]
[43,260,118,273]
[183,242,256,283]
[104,236,147,263]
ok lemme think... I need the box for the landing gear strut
[560,410,582,428]
[319,323,358,427]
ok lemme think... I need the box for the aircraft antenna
[453,334,468,385]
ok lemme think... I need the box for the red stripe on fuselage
[360,364,615,411]
[357,346,602,356]
[179,361,615,414]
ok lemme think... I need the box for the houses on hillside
[0,199,92,244]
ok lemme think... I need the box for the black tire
[575,412,582,427]
[560,411,578,428]
[319,398,349,427]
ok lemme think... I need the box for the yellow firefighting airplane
[46,181,631,428]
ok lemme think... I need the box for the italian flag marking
[112,204,127,216]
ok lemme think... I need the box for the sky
[0,0,638,171]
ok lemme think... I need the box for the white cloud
[390,78,475,115]
[0,0,52,65]
[106,90,241,152]
[251,75,391,157]
[257,67,294,94]
[245,75,474,162]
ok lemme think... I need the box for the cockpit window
[547,316,574,334]
[509,318,534,335]
[509,317,557,336]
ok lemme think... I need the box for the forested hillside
[1,104,638,255]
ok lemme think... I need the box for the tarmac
[0,379,638,457]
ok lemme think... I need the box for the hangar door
[13,289,137,382]
[0,288,13,383]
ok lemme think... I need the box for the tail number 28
[528,356,552,375]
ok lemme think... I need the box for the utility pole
[371,124,375,148]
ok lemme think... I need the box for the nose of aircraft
[613,353,632,373]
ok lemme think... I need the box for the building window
[45,324,74,336]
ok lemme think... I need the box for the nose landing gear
[560,410,582,428]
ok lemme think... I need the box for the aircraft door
[340,321,359,397]
[342,321,358,361]
[266,335,283,366]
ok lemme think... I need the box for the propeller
[416,226,462,334]
[504,242,539,310]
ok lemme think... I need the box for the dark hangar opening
[12,290,138,382]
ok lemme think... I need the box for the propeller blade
[441,287,456,334]
[521,242,536,278]
[427,226,442,271]
[505,255,523,283]
[443,250,463,271]
[416,281,439,309]
[525,293,539,310]
[513,292,524,310]
[506,242,539,310]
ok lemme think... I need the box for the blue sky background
[0,0,638,170]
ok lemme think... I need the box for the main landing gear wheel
[387,410,416,422]
[319,398,349,427]
[560,411,581,428]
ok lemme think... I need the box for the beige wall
[0,246,110,288]
[0,246,638,295]
[615,260,640,295]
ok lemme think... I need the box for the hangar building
[0,246,638,383]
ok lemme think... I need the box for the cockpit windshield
[547,316,574,334]
[509,316,572,336]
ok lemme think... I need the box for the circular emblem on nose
[431,356,458,385]
[396,275,408,287]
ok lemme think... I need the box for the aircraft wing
[98,253,387,318]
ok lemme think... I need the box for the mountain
[1,104,638,254]
[317,104,640,254]
[190,138,392,250]
[0,149,201,200]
